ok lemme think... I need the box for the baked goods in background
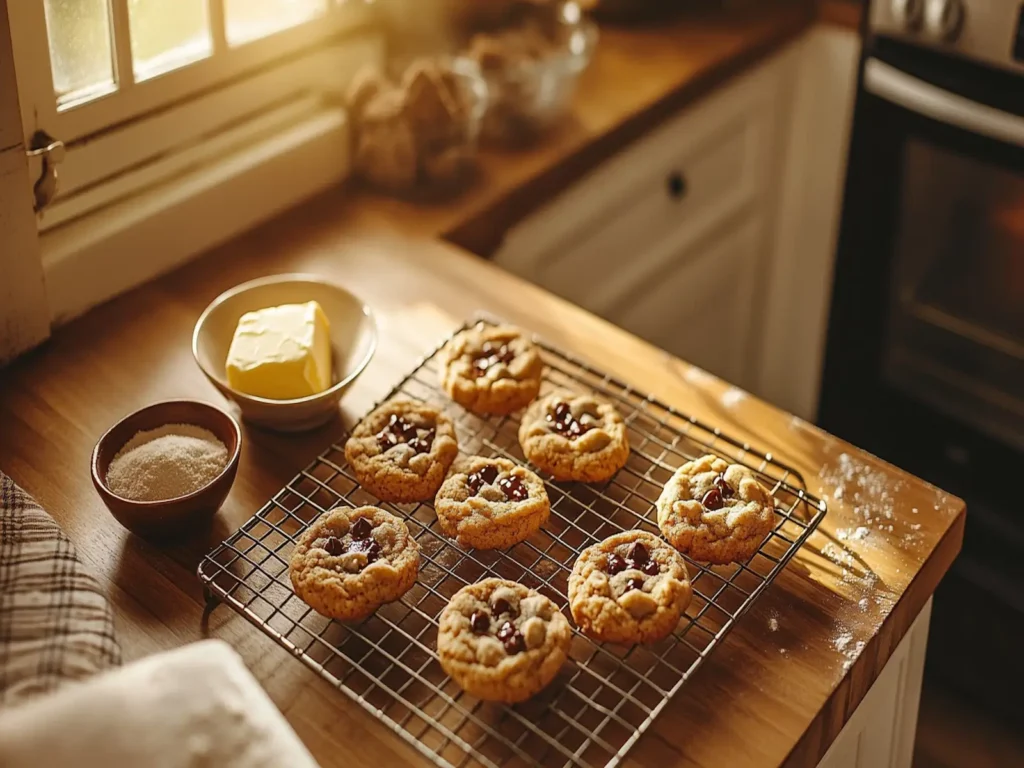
[435,456,550,549]
[568,530,692,644]
[656,454,777,564]
[344,400,459,503]
[437,578,571,702]
[345,58,485,195]
[439,324,543,415]
[465,4,597,146]
[289,505,421,621]
[518,390,629,482]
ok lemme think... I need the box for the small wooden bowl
[91,400,241,538]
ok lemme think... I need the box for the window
[8,0,375,230]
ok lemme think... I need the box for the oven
[820,0,1024,712]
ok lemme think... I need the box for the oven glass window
[884,138,1024,450]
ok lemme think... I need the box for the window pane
[225,0,328,46]
[43,0,115,102]
[129,0,211,81]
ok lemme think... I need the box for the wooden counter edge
[785,507,965,767]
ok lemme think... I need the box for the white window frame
[2,0,384,326]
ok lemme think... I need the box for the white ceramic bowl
[192,275,377,432]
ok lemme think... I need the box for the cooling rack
[199,319,827,768]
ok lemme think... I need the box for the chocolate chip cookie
[435,456,549,550]
[439,325,543,415]
[289,505,420,621]
[345,400,459,503]
[437,578,571,703]
[568,531,692,644]
[518,391,629,483]
[656,455,776,564]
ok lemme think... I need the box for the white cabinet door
[493,42,799,389]
[817,599,932,768]
[604,213,764,388]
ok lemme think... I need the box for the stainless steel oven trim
[864,57,1024,147]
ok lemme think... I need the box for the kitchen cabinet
[818,600,932,768]
[495,42,795,391]
[495,26,860,413]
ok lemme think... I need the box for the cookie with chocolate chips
[656,454,776,564]
[568,530,692,644]
[289,505,420,621]
[435,456,549,549]
[344,400,459,503]
[518,391,629,483]
[439,325,543,415]
[437,578,571,703]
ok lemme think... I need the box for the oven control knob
[924,0,964,41]
[891,0,925,30]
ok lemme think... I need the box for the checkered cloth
[0,471,121,706]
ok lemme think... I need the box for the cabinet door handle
[667,171,687,200]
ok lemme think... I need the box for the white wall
[0,1,49,364]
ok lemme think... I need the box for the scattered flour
[833,633,853,653]
[769,616,779,632]
[721,387,747,409]
[683,366,716,386]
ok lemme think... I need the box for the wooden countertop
[0,4,957,768]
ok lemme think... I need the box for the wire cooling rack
[199,319,827,768]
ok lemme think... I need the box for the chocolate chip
[627,542,649,567]
[492,597,515,617]
[351,516,372,540]
[502,631,526,655]
[498,476,528,502]
[606,553,626,575]
[640,560,660,577]
[407,428,435,455]
[702,487,724,511]
[623,577,645,593]
[323,536,345,556]
[496,620,525,655]
[348,537,381,564]
[546,401,594,439]
[471,342,515,377]
[375,413,425,451]
[364,540,381,564]
[496,620,517,642]
[467,464,500,494]
[470,610,490,634]
[714,474,734,499]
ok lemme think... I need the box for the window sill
[41,107,351,325]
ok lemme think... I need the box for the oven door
[821,46,1024,505]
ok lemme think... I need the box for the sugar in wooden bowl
[91,400,241,538]
[106,424,229,502]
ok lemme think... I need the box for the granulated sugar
[106,423,228,502]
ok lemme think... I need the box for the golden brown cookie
[656,455,776,564]
[435,456,549,549]
[518,391,629,483]
[439,325,543,415]
[568,531,692,644]
[437,578,571,703]
[344,400,458,503]
[289,506,420,621]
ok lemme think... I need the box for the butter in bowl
[193,275,377,432]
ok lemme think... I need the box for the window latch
[26,131,66,212]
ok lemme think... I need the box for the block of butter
[226,301,332,400]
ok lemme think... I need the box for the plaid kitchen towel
[0,471,121,706]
